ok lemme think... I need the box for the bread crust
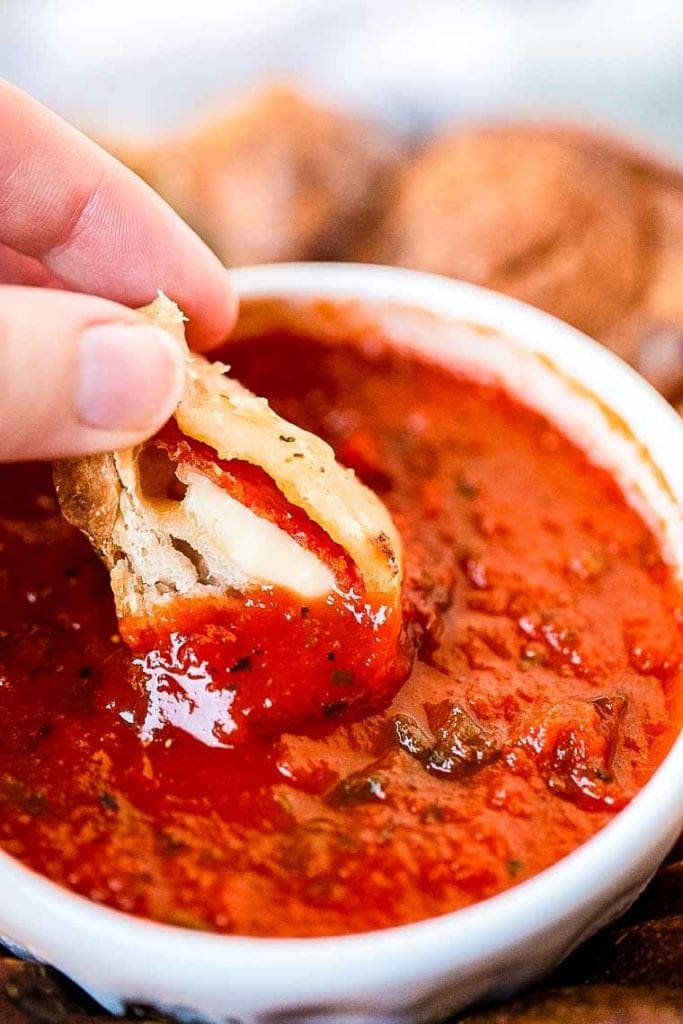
[54,294,402,627]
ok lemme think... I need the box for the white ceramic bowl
[1,264,681,1024]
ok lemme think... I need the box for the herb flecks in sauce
[0,332,679,938]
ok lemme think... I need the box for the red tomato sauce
[122,421,407,742]
[0,332,680,937]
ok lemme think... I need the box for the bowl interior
[0,264,681,1021]
[232,275,683,579]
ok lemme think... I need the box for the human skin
[0,81,238,461]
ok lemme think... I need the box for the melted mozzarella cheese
[180,472,335,598]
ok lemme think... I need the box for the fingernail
[76,323,185,431]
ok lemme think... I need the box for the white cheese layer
[175,471,335,599]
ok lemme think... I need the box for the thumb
[0,285,186,460]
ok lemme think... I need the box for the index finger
[0,80,237,350]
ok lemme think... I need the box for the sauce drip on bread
[54,296,407,742]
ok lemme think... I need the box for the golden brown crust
[99,85,399,266]
[180,85,399,265]
[53,452,120,562]
[54,294,402,626]
[362,128,643,338]
[176,353,401,595]
[357,118,683,410]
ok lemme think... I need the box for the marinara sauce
[0,333,680,937]
[120,420,409,743]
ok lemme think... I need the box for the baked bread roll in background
[99,95,683,410]
[102,85,399,267]
[362,129,643,339]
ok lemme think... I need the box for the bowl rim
[1,262,681,1001]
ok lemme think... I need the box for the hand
[0,81,238,461]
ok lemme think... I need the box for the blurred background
[3,0,683,407]
[3,0,683,151]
